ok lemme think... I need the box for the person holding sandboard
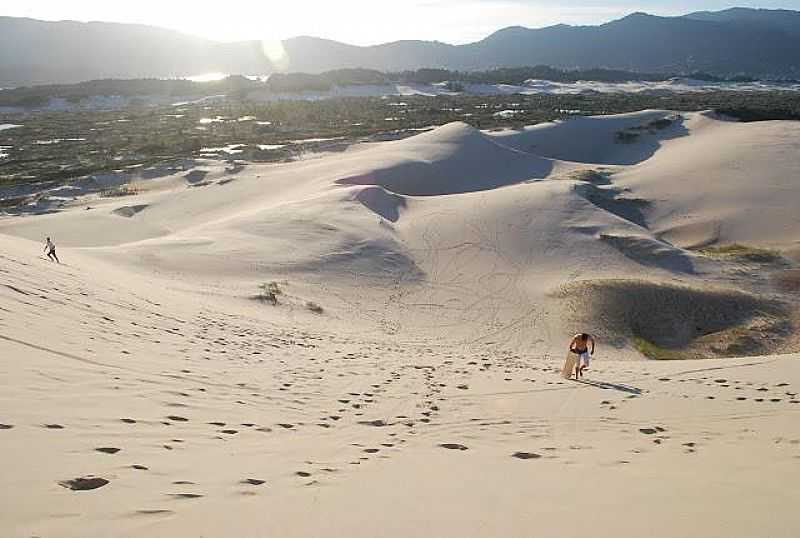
[563,333,595,379]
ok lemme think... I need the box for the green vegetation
[615,116,678,143]
[3,90,800,190]
[632,336,685,360]
[717,107,800,122]
[699,244,784,264]
[258,282,282,305]
[101,184,140,197]
[0,67,735,106]
[773,269,800,293]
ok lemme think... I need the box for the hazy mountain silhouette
[685,7,800,37]
[2,8,799,87]
[0,17,265,86]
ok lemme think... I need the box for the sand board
[561,351,577,379]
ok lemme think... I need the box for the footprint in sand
[219,429,238,435]
[295,471,312,477]
[135,509,174,516]
[168,493,204,499]
[241,478,266,486]
[120,418,137,424]
[358,419,386,427]
[59,476,109,491]
[95,447,121,454]
[131,465,149,470]
[439,443,468,451]
[167,416,189,422]
[0,423,13,429]
[512,452,541,460]
[44,424,64,429]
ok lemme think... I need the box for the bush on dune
[560,279,793,359]
[698,243,784,264]
[258,281,282,305]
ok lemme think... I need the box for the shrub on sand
[258,281,282,305]
[699,244,783,264]
[632,336,685,360]
[559,279,792,359]
[101,184,140,197]
[305,301,323,314]
[773,269,800,293]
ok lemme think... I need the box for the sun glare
[185,72,228,83]
[261,40,289,71]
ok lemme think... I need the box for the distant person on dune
[569,332,595,379]
[44,237,59,263]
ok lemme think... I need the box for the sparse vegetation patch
[699,243,784,264]
[560,279,795,359]
[632,336,685,360]
[305,302,324,314]
[258,281,282,305]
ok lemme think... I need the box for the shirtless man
[44,237,59,263]
[569,333,595,379]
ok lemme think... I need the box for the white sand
[1,110,799,537]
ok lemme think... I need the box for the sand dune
[488,109,687,165]
[336,122,560,195]
[2,110,800,537]
[1,110,797,349]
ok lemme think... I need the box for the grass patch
[101,184,140,197]
[699,243,783,264]
[773,269,800,293]
[632,336,685,360]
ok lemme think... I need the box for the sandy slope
[2,110,800,537]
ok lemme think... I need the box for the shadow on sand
[575,378,642,394]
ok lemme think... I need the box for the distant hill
[685,7,800,37]
[2,8,800,86]
[0,17,265,86]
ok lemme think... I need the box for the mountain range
[1,8,799,87]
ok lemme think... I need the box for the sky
[2,0,800,45]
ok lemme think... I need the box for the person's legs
[53,251,60,263]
